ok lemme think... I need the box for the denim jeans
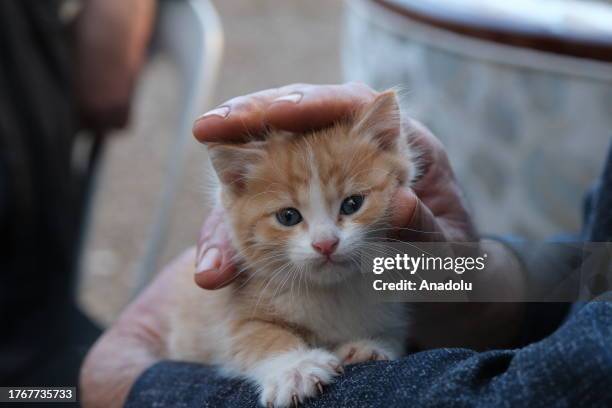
[126,145,612,407]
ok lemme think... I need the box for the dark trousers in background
[0,0,100,387]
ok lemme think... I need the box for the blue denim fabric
[126,143,612,407]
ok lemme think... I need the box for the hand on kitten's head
[193,82,477,290]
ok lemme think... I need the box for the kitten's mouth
[318,256,347,266]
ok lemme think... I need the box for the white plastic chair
[132,0,224,295]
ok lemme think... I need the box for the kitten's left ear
[352,90,401,150]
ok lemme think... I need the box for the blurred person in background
[0,0,155,386]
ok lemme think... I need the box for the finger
[195,205,240,289]
[194,245,238,290]
[196,205,227,257]
[192,82,377,143]
[193,87,285,143]
[390,188,445,242]
[264,82,377,133]
[195,233,238,289]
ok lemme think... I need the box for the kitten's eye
[275,208,303,226]
[340,195,364,215]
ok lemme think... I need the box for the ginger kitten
[167,91,417,407]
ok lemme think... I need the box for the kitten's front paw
[254,348,342,407]
[335,339,397,365]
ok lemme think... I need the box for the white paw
[252,348,342,407]
[335,339,397,365]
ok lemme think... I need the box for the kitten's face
[210,92,412,286]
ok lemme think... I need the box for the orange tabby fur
[166,91,416,407]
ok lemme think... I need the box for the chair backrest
[132,0,224,295]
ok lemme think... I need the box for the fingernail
[196,247,222,273]
[198,106,230,120]
[272,92,303,104]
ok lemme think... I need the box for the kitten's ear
[208,143,264,194]
[352,90,401,150]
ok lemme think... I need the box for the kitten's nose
[312,238,339,257]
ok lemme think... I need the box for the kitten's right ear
[208,144,264,194]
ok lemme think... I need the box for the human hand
[79,248,195,408]
[73,0,156,131]
[192,82,477,289]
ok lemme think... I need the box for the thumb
[390,188,445,242]
[194,242,238,290]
